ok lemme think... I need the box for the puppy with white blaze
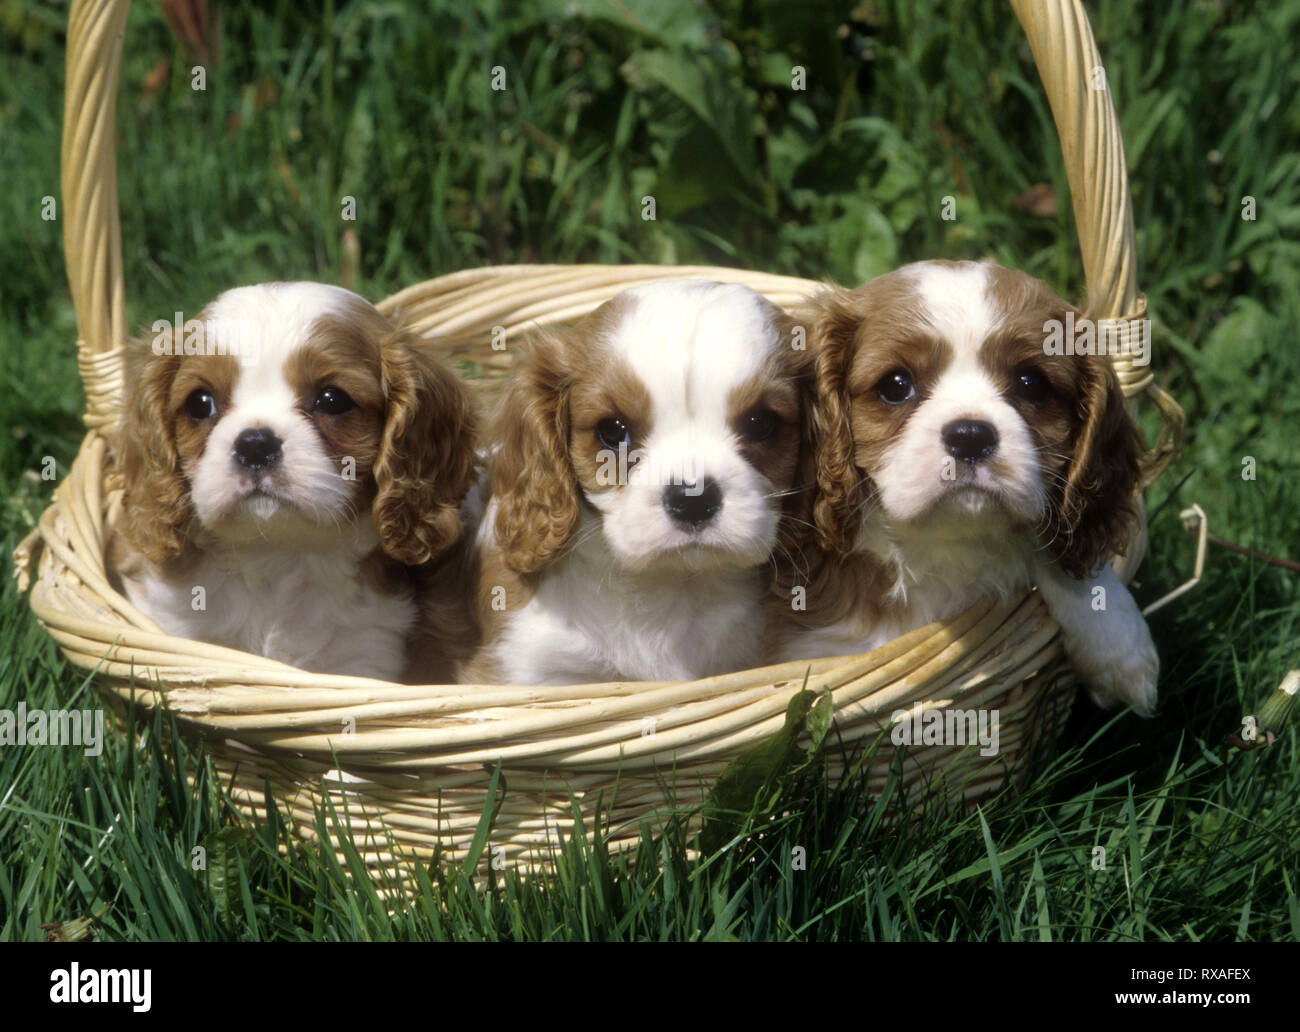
[456,280,812,685]
[109,282,477,682]
[767,260,1158,715]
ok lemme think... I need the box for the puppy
[457,280,811,685]
[108,282,477,681]
[768,260,1158,714]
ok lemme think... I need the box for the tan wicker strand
[11,0,1181,878]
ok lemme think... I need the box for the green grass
[2,0,1298,941]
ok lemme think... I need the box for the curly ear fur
[116,337,195,566]
[802,290,866,556]
[489,329,581,575]
[1049,355,1145,578]
[373,332,478,565]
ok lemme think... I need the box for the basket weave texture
[14,0,1186,873]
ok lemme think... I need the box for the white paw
[1071,625,1159,717]
[1035,562,1160,717]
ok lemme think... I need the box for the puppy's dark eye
[184,389,218,421]
[595,417,630,450]
[1014,367,1052,404]
[314,386,355,415]
[741,407,779,443]
[876,369,916,405]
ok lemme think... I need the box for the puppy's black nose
[663,478,722,528]
[941,419,999,462]
[233,427,283,469]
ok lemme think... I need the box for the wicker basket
[15,0,1186,876]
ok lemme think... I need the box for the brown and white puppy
[109,282,477,681]
[457,280,811,685]
[767,260,1158,714]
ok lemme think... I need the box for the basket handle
[1010,0,1184,482]
[61,0,1180,460]
[1010,0,1138,322]
[62,0,130,359]
[57,0,1131,363]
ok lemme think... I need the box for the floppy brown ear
[489,328,581,575]
[116,338,194,566]
[771,308,818,562]
[802,291,866,556]
[373,332,478,565]
[1049,356,1145,578]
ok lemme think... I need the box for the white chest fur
[123,545,414,681]
[774,523,1158,715]
[484,512,764,685]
